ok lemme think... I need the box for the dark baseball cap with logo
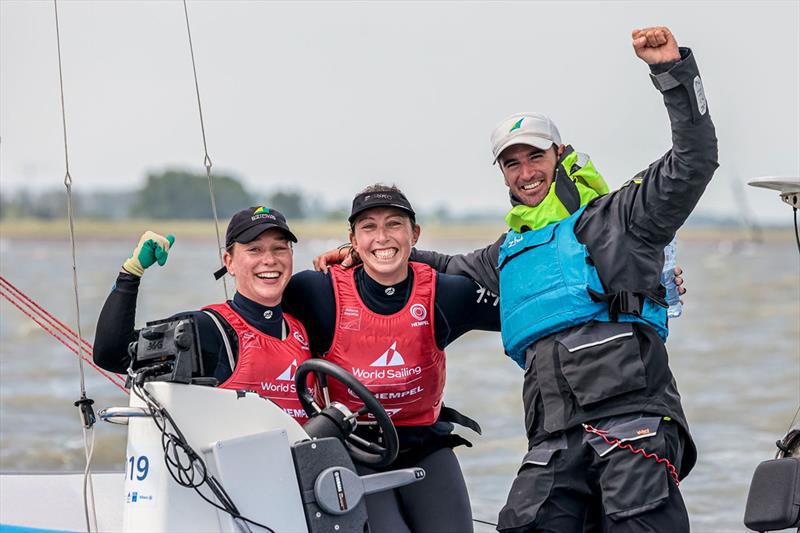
[348,190,416,226]
[213,206,297,280]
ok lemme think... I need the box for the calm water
[1,234,798,532]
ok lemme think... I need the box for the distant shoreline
[0,218,794,243]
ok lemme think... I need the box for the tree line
[0,170,310,220]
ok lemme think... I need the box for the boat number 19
[127,455,150,481]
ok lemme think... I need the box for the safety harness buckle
[587,288,645,321]
[614,292,645,317]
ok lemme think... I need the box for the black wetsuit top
[95,267,499,374]
[283,266,499,355]
[94,265,498,531]
[94,267,500,461]
[94,272,286,382]
[283,265,500,464]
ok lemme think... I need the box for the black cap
[348,191,416,225]
[225,206,297,246]
[213,206,297,280]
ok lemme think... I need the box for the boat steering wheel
[295,359,399,467]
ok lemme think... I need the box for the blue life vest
[497,205,669,368]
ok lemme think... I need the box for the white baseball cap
[490,112,562,163]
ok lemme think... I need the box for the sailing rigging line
[0,278,128,394]
[52,1,99,530]
[181,0,229,300]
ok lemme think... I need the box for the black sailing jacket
[411,48,718,477]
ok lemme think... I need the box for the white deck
[1,471,124,532]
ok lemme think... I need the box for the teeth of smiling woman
[373,249,397,260]
[256,272,280,279]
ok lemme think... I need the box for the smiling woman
[92,206,313,424]
[222,230,294,307]
[348,185,421,286]
[280,183,502,532]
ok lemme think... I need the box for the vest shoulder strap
[439,405,482,435]
[555,145,581,214]
[201,307,239,372]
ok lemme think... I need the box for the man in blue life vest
[314,25,716,531]
[407,26,718,531]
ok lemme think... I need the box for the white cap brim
[493,133,556,163]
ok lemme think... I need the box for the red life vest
[326,263,446,427]
[203,303,311,423]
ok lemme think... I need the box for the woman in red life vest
[93,207,312,423]
[283,185,501,532]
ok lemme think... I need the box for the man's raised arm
[624,27,719,245]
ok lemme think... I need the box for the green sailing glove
[122,231,175,277]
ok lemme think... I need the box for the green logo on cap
[253,206,271,215]
[509,118,524,133]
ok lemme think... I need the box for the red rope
[1,275,95,354]
[0,282,128,395]
[583,423,680,486]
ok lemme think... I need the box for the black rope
[130,374,275,532]
[473,517,499,527]
[793,207,799,255]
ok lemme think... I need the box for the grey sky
[2,1,798,223]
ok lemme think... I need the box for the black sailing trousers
[497,414,690,533]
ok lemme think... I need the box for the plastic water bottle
[661,237,683,318]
